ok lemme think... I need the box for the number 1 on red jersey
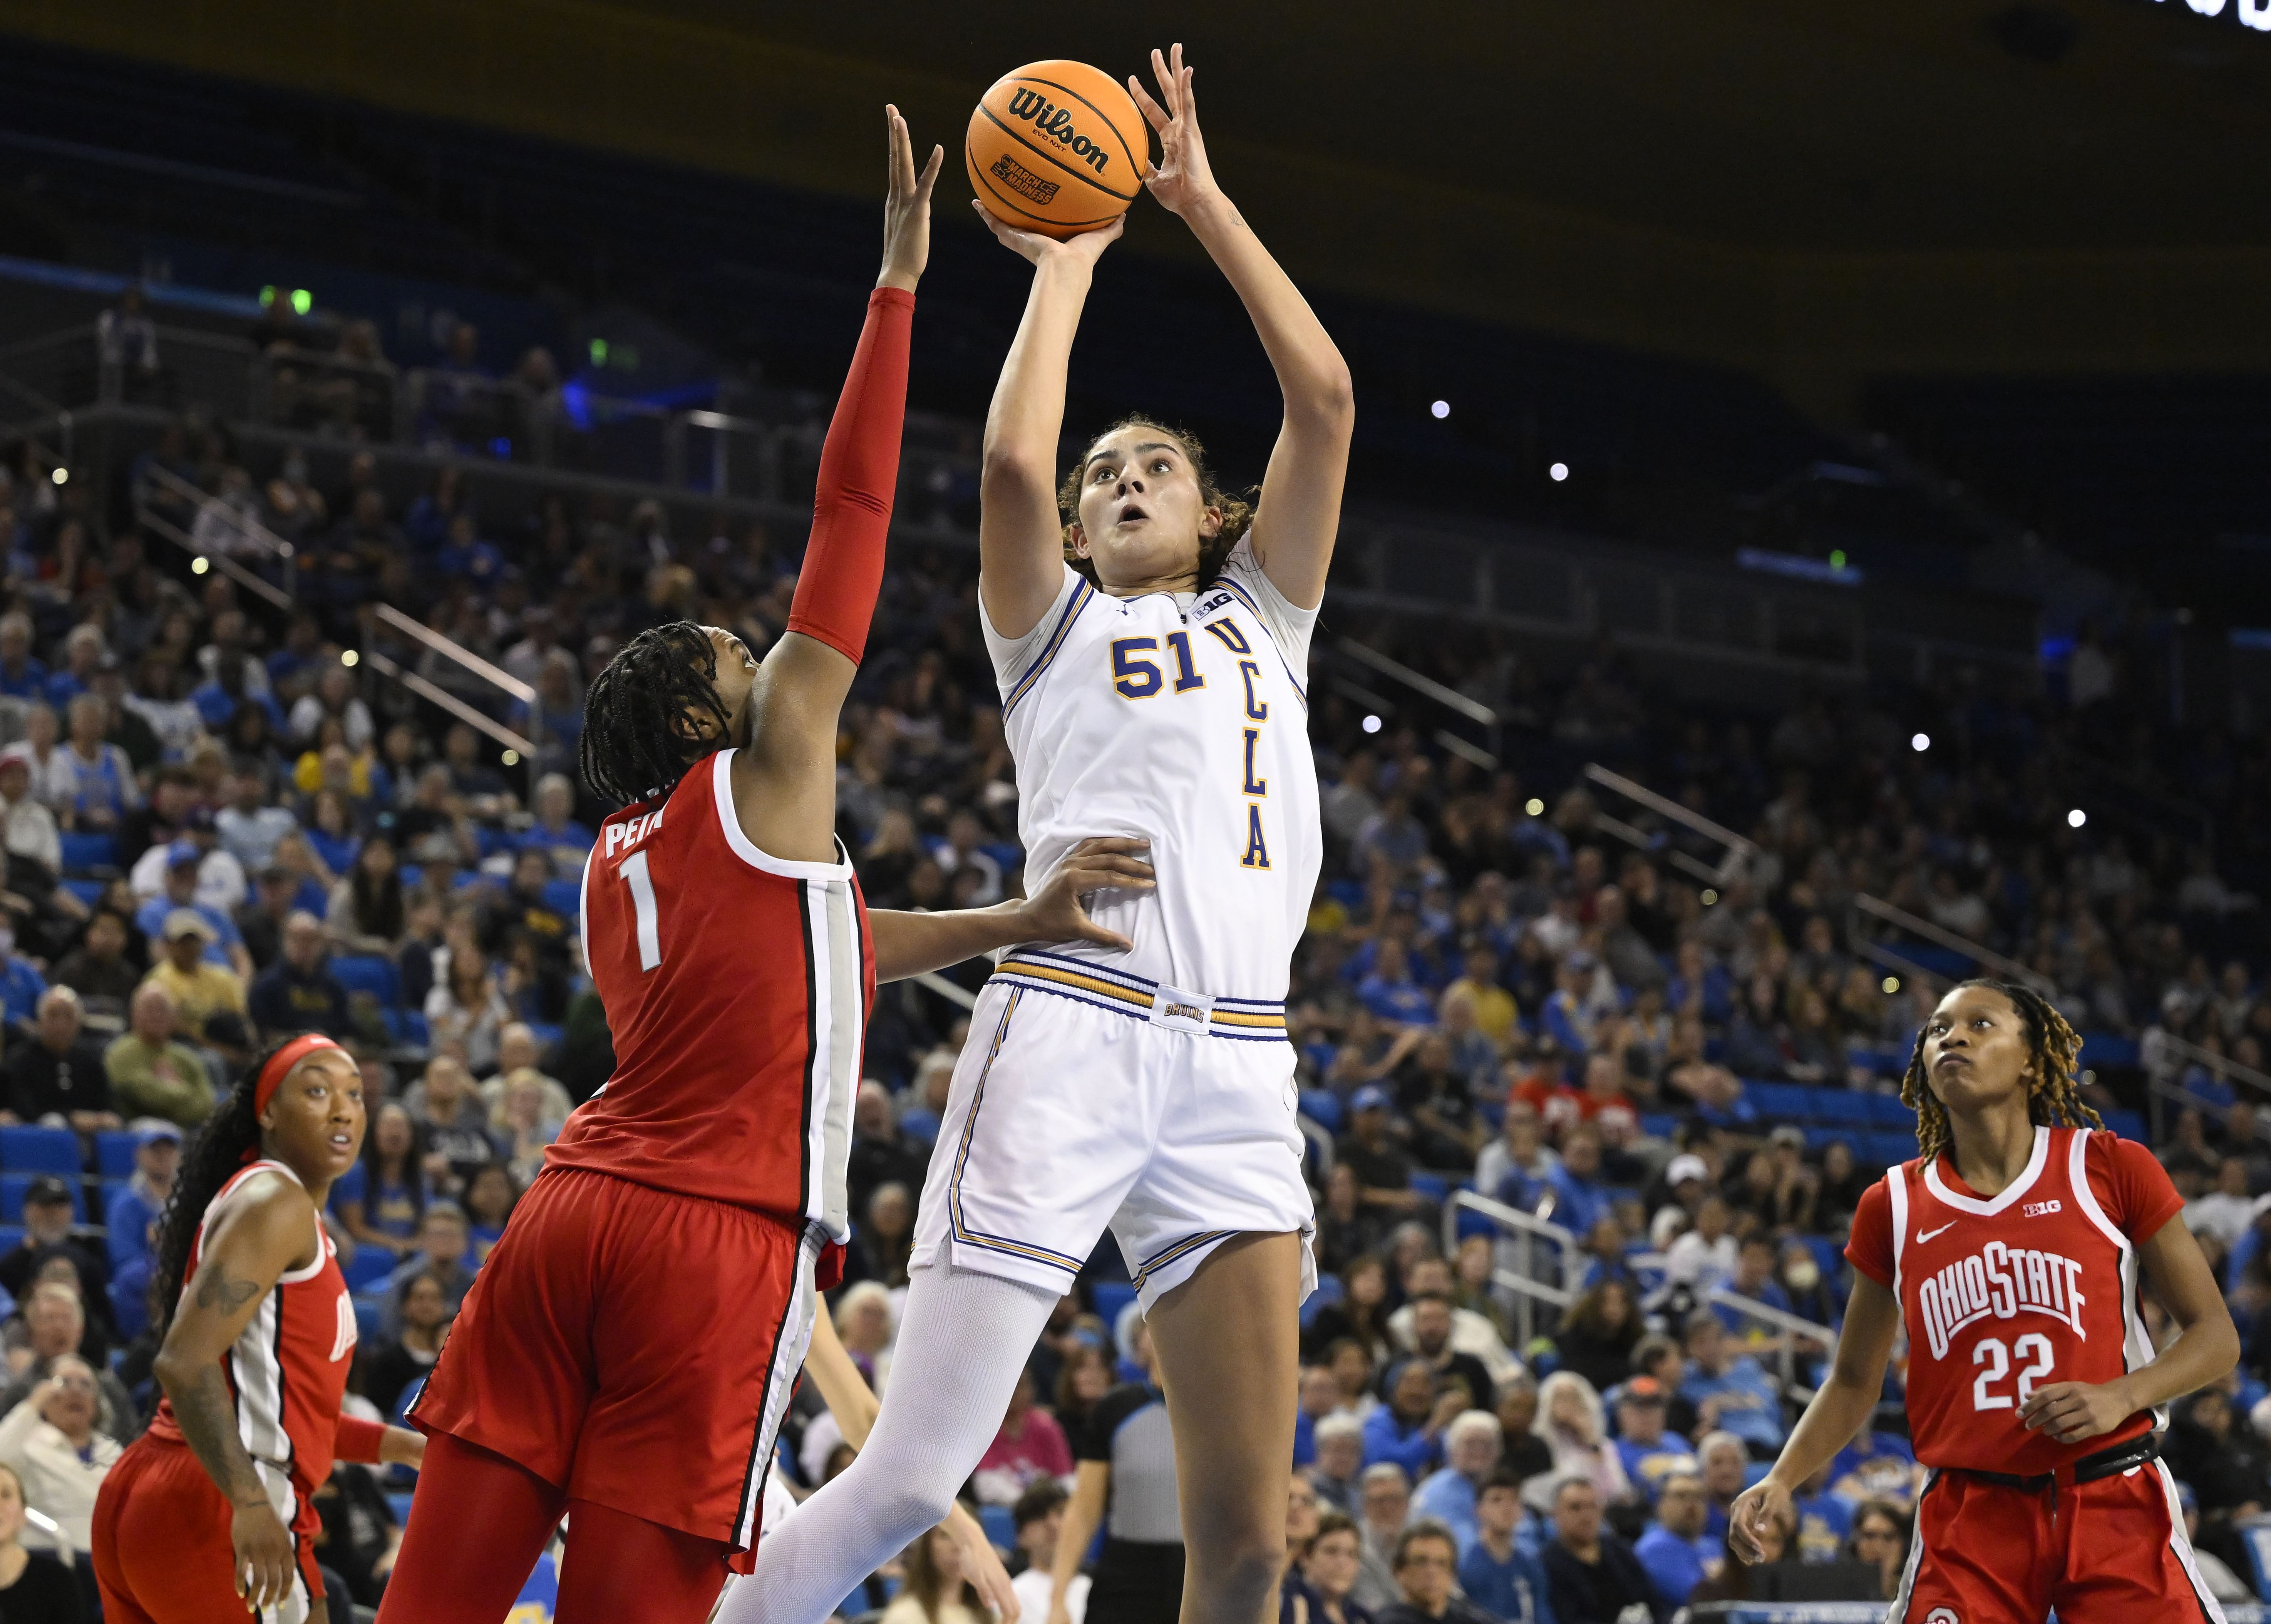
[622,849,662,971]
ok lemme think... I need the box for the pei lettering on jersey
[1918,1239,2087,1360]
[602,805,665,860]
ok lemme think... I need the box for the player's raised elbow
[979,444,1053,505]
[1288,360,1355,437]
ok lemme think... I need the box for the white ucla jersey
[983,538,1320,1000]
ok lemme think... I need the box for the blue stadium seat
[58,831,117,874]
[59,879,104,908]
[0,1227,21,1255]
[1299,1089,1343,1133]
[352,1294,384,1345]
[1862,1093,1914,1128]
[330,954,400,1007]
[95,1132,139,1178]
[0,1172,82,1222]
[526,1023,564,1057]
[345,1248,398,1293]
[1870,1130,1921,1167]
[898,1107,941,1147]
[541,879,581,919]
[387,1492,415,1525]
[1745,1081,1808,1120]
[1802,1127,1852,1156]
[1408,1171,1450,1207]
[1808,1092,1874,1128]
[2080,1032,2141,1070]
[1091,1281,1138,1327]
[0,1126,80,1175]
[1299,1272,1345,1328]
[1638,1112,1679,1141]
[2100,1108,2147,1142]
[978,1504,1016,1552]
[397,1012,430,1048]
[1455,1206,1498,1241]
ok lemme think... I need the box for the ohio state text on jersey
[549,748,871,1241]
[1846,1125,2184,1477]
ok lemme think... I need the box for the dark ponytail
[152,1040,296,1337]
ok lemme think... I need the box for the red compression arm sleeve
[785,286,913,665]
[334,1414,388,1464]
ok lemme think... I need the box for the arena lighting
[1882,976,1901,995]
[49,468,65,486]
[290,289,312,316]
[502,749,521,767]
[1549,463,1569,482]
[1912,733,1931,752]
[2068,808,2088,829]
[1430,400,1449,419]
[190,557,209,575]
[1361,714,1382,733]
[1524,798,1544,816]
[590,338,610,366]
[1701,888,1719,906]
[341,650,359,668]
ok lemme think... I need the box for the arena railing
[1581,762,1758,889]
[1443,1188,1581,1347]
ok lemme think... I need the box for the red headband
[255,1033,344,1116]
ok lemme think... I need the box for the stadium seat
[1299,1272,1345,1328]
[352,1295,384,1345]
[1091,1281,1138,1327]
[1744,1081,1808,1121]
[2100,1108,2147,1142]
[1862,1093,1914,1128]
[95,1132,139,1178]
[0,1227,21,1255]
[0,1173,81,1222]
[526,1023,564,1057]
[1299,1089,1343,1133]
[1408,1171,1450,1207]
[59,879,104,908]
[1807,1092,1874,1128]
[1870,1130,1921,1167]
[58,831,117,874]
[1455,1205,1498,1241]
[541,878,581,919]
[345,1248,398,1293]
[330,954,400,1007]
[978,1504,1015,1552]
[0,1126,81,1175]
[387,1492,415,1525]
[898,1107,941,1147]
[1638,1112,1679,1141]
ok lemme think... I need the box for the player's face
[702,628,761,748]
[262,1049,367,1183]
[1071,427,1219,591]
[1921,984,2035,1113]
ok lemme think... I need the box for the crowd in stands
[0,374,2269,1621]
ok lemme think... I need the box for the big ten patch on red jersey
[1847,1125,2182,1476]
[551,748,871,1237]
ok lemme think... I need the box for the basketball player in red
[1730,979,2239,1622]
[375,109,1151,1624]
[92,1034,426,1623]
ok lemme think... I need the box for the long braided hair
[577,621,729,809]
[1898,978,2101,1166]
[152,1040,296,1337]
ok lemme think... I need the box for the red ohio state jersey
[146,1160,359,1537]
[548,748,871,1243]
[1846,1125,2184,1476]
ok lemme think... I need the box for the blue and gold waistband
[988,950,1288,1041]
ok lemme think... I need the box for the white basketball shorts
[910,950,1318,1312]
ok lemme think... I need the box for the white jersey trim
[1884,1466,1935,1621]
[733,1225,823,1550]
[1922,1124,2048,1215]
[710,751,854,879]
[2068,1128,2162,1417]
[2153,1456,2232,1624]
[1887,1164,1909,1301]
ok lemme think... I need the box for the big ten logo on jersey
[602,805,664,860]
[330,1288,358,1363]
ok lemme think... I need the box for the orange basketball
[966,60,1147,239]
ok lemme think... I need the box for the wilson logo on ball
[1004,89,1113,172]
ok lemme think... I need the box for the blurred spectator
[1364,1361,1464,1478]
[1375,1520,1492,1624]
[1454,1469,1551,1624]
[1609,1379,1696,1505]
[134,842,251,978]
[379,1204,475,1338]
[103,1124,178,1281]
[143,909,248,1042]
[214,766,297,873]
[1301,1508,1374,1624]
[1633,1470,1718,1610]
[49,909,139,1031]
[1009,1482,1089,1624]
[1395,1288,1501,1409]
[328,837,406,956]
[425,948,509,1073]
[1351,1464,1410,1612]
[405,1056,500,1187]
[335,1102,429,1257]
[1554,1281,1643,1397]
[103,984,216,1126]
[975,1364,1075,1508]
[363,1270,452,1418]
[0,1457,83,1618]
[1409,1409,1501,1554]
[1310,1413,1367,1515]
[881,1522,990,1624]
[1540,1476,1656,1624]
[0,1353,120,1554]
[5,988,117,1131]
[491,1066,564,1185]
[0,1283,131,1433]
[1676,1312,1785,1455]
[847,1082,928,1234]
[247,911,349,1038]
[1531,1372,1630,1511]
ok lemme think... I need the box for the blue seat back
[1091,1281,1138,1327]
[978,1504,1016,1552]
[58,831,118,874]
[1408,1171,1450,1207]
[330,954,400,1006]
[95,1132,139,1178]
[541,878,582,920]
[1299,1089,1343,1134]
[0,1126,80,1175]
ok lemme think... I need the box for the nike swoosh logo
[1916,1222,1956,1244]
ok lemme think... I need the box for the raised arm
[736,107,938,862]
[1132,45,1352,610]
[150,1177,321,1614]
[1727,1268,1900,1563]
[868,837,1153,981]
[971,208,1124,639]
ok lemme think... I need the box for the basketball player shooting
[1729,979,2238,1622]
[728,44,1356,1624]
[375,107,1151,1624]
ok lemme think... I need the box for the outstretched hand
[971,200,1125,268]
[1015,837,1155,951]
[1129,44,1220,217]
[1727,1476,1793,1566]
[880,104,944,292]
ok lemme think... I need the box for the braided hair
[577,621,729,809]
[1898,978,2100,1166]
[152,1040,296,1338]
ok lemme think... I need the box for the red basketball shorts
[1892,1458,2224,1623]
[93,1435,326,1624]
[410,1166,822,1550]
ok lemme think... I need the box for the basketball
[966,60,1147,238]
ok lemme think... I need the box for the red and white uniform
[413,748,871,1551]
[94,1160,360,1624]
[1847,1124,2225,1623]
